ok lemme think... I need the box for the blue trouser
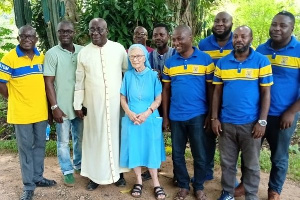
[262,114,298,194]
[205,129,216,177]
[170,114,207,191]
[15,120,48,191]
[56,117,83,175]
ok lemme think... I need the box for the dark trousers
[170,114,207,191]
[15,120,47,191]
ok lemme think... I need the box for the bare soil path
[0,153,299,200]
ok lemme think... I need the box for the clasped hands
[128,110,151,125]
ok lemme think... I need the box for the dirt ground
[0,154,299,200]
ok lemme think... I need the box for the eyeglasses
[129,55,145,60]
[18,34,36,41]
[89,28,107,34]
[134,32,147,37]
[58,30,74,35]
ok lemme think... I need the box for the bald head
[233,25,253,54]
[234,25,253,37]
[133,26,148,46]
[174,25,192,37]
[89,18,107,29]
[215,12,232,23]
[57,20,74,31]
[172,25,193,57]
[89,18,108,47]
[212,12,233,39]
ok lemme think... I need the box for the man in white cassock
[73,18,129,190]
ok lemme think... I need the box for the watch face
[259,120,267,126]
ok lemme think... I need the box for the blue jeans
[262,114,298,194]
[15,120,48,191]
[56,117,83,175]
[170,114,207,191]
[205,130,216,177]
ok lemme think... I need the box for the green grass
[0,139,58,156]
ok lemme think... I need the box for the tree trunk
[166,0,194,34]
[64,0,79,23]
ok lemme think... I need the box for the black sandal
[131,184,143,198]
[154,186,166,200]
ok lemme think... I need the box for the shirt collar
[174,47,199,59]
[229,47,255,62]
[16,45,40,57]
[58,43,79,53]
[265,36,297,50]
[211,32,233,48]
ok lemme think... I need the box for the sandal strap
[154,186,166,197]
[131,184,143,193]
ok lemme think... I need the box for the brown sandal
[174,188,189,200]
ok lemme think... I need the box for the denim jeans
[262,114,298,194]
[15,120,48,191]
[56,117,83,175]
[205,130,216,177]
[170,114,207,191]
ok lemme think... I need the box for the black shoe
[87,180,99,191]
[141,170,152,181]
[20,190,34,200]
[114,177,126,187]
[35,178,57,187]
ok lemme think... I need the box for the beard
[234,43,251,53]
[212,25,232,40]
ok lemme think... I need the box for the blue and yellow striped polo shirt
[256,36,300,116]
[198,33,233,65]
[0,45,48,124]
[162,47,215,121]
[213,48,273,124]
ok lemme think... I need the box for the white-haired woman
[120,44,166,200]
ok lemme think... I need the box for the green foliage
[0,139,18,153]
[45,140,57,156]
[0,27,16,60]
[230,0,300,46]
[0,0,13,13]
[260,148,272,172]
[31,0,51,51]
[289,144,300,154]
[76,0,174,48]
[0,96,14,139]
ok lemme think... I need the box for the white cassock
[73,40,129,184]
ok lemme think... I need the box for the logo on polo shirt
[245,69,253,78]
[281,57,288,65]
[193,66,199,73]
[38,64,43,72]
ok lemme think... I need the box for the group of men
[0,10,298,200]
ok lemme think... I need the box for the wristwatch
[258,119,267,126]
[51,104,58,110]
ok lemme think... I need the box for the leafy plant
[76,0,174,48]
[0,27,16,60]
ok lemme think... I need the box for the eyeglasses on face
[89,28,107,34]
[18,34,36,41]
[129,55,145,60]
[134,32,146,37]
[58,29,74,35]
